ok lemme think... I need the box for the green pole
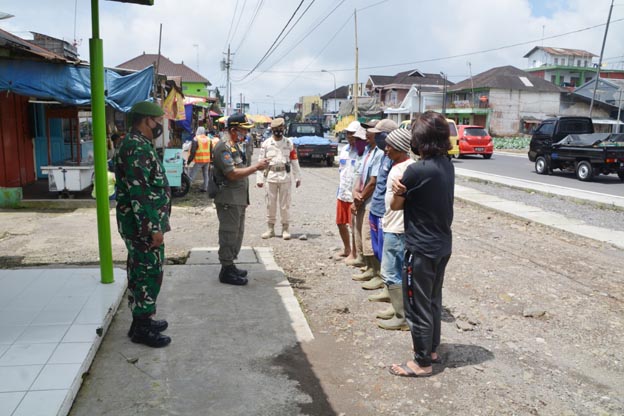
[90,0,114,283]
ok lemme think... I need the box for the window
[535,122,554,136]
[570,77,579,86]
[551,75,557,83]
[464,128,488,136]
[533,60,537,67]
[577,60,581,67]
[559,119,593,135]
[584,60,588,67]
[554,58,558,65]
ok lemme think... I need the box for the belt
[269,166,286,172]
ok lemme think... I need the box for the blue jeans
[380,232,405,286]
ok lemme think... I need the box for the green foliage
[493,137,531,150]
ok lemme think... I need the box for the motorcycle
[157,148,191,198]
[171,161,191,198]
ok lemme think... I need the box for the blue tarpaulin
[0,60,153,112]
[291,135,334,146]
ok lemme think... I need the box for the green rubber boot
[352,256,375,281]
[377,285,409,331]
[368,285,390,302]
[376,304,394,320]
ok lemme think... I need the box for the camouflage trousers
[123,237,165,319]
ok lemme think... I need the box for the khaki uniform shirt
[256,136,301,184]
[212,138,249,206]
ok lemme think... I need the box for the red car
[457,125,494,159]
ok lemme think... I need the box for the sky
[1,0,624,115]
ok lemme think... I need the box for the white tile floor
[0,268,125,416]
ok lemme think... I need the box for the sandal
[388,362,432,378]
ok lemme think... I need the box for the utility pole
[221,44,234,116]
[354,9,359,121]
[440,72,448,115]
[590,0,614,117]
[468,62,475,109]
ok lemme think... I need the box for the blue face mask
[375,132,388,150]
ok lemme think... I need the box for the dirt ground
[1,162,623,415]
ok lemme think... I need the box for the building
[524,46,624,88]
[572,78,624,132]
[297,95,323,122]
[448,65,563,135]
[320,85,349,114]
[0,28,153,202]
[117,53,211,99]
[365,69,448,109]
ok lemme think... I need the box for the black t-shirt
[401,156,454,258]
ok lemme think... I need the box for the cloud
[2,0,622,115]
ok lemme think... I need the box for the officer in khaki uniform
[212,114,269,285]
[115,101,171,348]
[256,118,301,240]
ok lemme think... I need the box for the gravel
[456,175,624,232]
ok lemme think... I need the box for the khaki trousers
[265,181,291,225]
[354,205,373,257]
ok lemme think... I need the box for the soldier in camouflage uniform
[115,101,172,348]
[212,113,269,285]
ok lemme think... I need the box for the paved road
[454,151,624,198]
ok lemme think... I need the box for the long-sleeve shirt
[256,136,301,184]
[114,130,171,239]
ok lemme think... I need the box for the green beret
[129,101,164,116]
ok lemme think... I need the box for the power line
[233,0,265,54]
[237,0,306,81]
[222,0,240,53]
[254,0,346,76]
[273,13,352,97]
[321,17,624,73]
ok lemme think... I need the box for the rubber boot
[377,285,409,331]
[282,224,291,240]
[261,223,275,239]
[352,256,375,281]
[131,318,172,348]
[376,304,395,320]
[362,257,384,289]
[345,253,365,268]
[368,285,390,302]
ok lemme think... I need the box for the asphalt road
[453,151,624,198]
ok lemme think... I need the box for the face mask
[355,139,367,156]
[274,129,284,137]
[375,132,387,150]
[151,119,163,139]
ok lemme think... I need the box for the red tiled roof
[116,53,211,84]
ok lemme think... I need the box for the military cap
[270,117,285,128]
[228,113,254,129]
[129,101,164,116]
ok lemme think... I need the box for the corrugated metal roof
[523,46,597,58]
[0,27,73,62]
[117,53,211,84]
[449,65,563,93]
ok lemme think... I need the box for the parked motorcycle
[171,161,191,198]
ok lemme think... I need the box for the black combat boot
[131,319,171,348]
[233,264,248,277]
[127,318,169,338]
[219,265,248,285]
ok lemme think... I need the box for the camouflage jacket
[114,130,171,239]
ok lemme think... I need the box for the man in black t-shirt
[388,111,454,378]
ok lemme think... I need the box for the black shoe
[131,324,172,348]
[219,265,248,286]
[127,318,169,338]
[233,265,248,277]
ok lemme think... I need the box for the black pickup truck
[528,117,624,181]
[287,122,338,166]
